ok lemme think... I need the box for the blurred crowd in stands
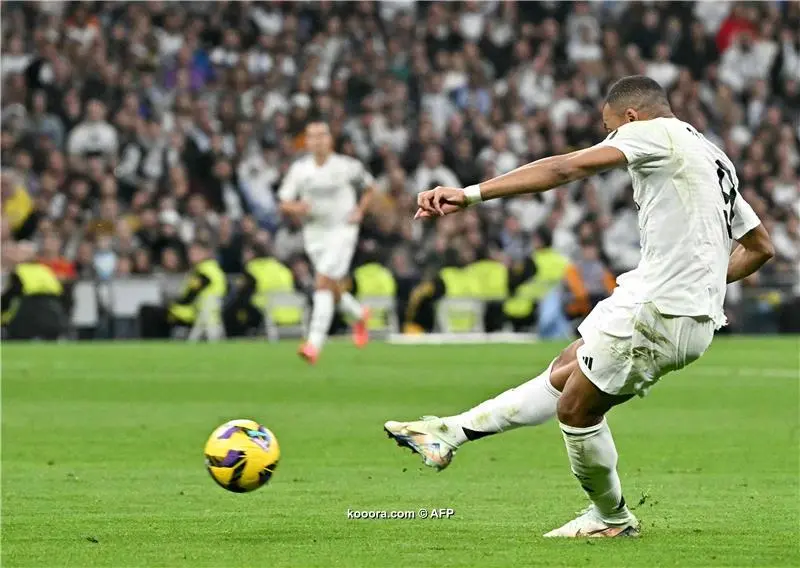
[1,1,798,333]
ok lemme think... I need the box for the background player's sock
[338,292,364,321]
[559,419,633,524]
[437,362,560,446]
[308,289,335,350]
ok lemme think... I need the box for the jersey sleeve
[350,158,374,192]
[731,194,761,241]
[277,162,300,202]
[597,121,672,167]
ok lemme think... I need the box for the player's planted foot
[297,342,319,365]
[544,506,640,538]
[384,417,457,471]
[353,307,370,348]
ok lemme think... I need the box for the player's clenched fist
[415,186,467,219]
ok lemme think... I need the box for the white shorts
[304,226,358,280]
[577,289,715,398]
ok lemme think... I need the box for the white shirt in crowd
[478,147,519,176]
[412,164,461,194]
[694,1,731,34]
[549,96,582,131]
[157,29,184,58]
[646,60,680,89]
[420,92,457,136]
[598,117,761,327]
[250,6,283,35]
[518,68,555,110]
[567,40,603,63]
[779,38,800,81]
[719,41,778,93]
[1,54,32,79]
[506,194,555,233]
[238,152,280,221]
[370,117,410,155]
[67,120,119,158]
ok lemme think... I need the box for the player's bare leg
[336,281,370,348]
[299,274,339,364]
[544,368,639,538]
[384,341,581,469]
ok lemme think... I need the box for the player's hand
[414,186,467,219]
[289,201,311,219]
[347,208,363,224]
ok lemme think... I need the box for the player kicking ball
[279,119,376,364]
[384,76,774,537]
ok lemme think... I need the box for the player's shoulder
[610,117,677,140]
[331,153,363,168]
[287,153,313,171]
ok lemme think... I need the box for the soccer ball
[204,419,280,493]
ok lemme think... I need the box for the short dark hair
[250,243,270,258]
[306,110,327,125]
[605,75,670,113]
[536,227,554,249]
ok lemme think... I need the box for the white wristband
[463,184,483,206]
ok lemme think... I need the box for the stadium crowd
[1,1,798,335]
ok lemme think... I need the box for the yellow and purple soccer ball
[204,419,280,493]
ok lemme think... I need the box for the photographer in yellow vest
[405,247,467,333]
[504,229,569,331]
[139,241,227,338]
[1,241,67,340]
[405,242,538,334]
[224,243,300,337]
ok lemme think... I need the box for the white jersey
[278,152,374,239]
[598,117,761,327]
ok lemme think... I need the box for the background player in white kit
[384,76,775,537]
[279,120,376,364]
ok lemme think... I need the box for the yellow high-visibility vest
[503,249,569,319]
[439,267,480,332]
[169,259,227,324]
[246,257,302,326]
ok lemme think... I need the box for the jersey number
[687,127,738,238]
[715,159,736,239]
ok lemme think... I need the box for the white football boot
[383,416,457,471]
[544,505,640,538]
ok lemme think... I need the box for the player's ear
[625,109,638,123]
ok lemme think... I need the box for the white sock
[560,419,632,524]
[308,290,335,350]
[338,292,363,321]
[437,361,560,446]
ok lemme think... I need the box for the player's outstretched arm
[415,145,627,218]
[726,223,774,283]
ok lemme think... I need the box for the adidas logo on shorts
[582,356,594,371]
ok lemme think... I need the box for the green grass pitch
[2,337,799,567]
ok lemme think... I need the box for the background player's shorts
[576,289,714,398]
[304,226,359,280]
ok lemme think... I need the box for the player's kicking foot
[297,342,319,365]
[352,307,370,348]
[544,506,640,538]
[383,417,457,471]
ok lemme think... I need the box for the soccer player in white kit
[279,120,376,364]
[384,76,775,537]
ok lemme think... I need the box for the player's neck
[313,152,332,166]
[638,109,675,121]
